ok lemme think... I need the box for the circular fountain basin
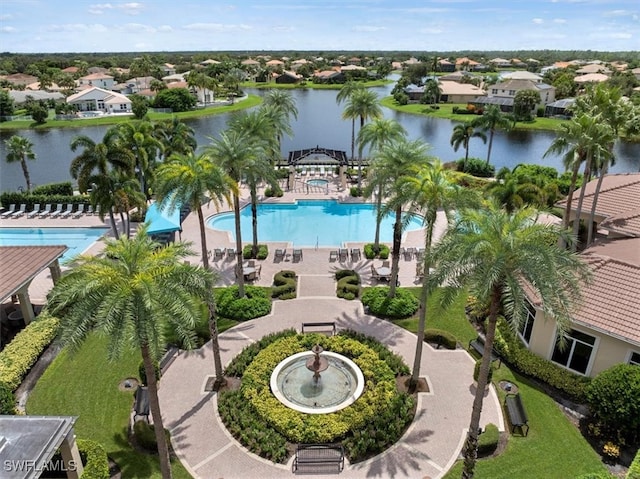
[307,179,329,187]
[270,351,365,414]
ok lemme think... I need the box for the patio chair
[247,259,256,267]
[319,166,326,177]
[49,204,64,218]
[1,204,16,219]
[416,263,424,279]
[339,248,348,261]
[371,265,381,281]
[38,204,53,218]
[27,204,41,218]
[382,260,390,268]
[329,250,338,262]
[73,204,85,218]
[85,204,94,215]
[10,204,26,218]
[301,167,308,176]
[59,204,74,219]
[274,248,286,262]
[350,248,361,261]
[292,249,303,262]
[404,247,415,261]
[226,248,236,259]
[213,248,224,260]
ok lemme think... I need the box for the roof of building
[241,59,260,65]
[7,90,64,104]
[80,72,114,80]
[438,80,485,96]
[266,59,284,66]
[546,98,575,108]
[576,64,611,75]
[491,78,554,93]
[61,66,79,73]
[574,73,610,83]
[0,246,67,302]
[501,70,543,82]
[67,86,131,104]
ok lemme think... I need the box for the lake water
[1,83,638,193]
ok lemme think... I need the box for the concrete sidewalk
[159,297,504,479]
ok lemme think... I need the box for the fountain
[270,344,365,414]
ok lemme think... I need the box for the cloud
[553,18,567,24]
[603,10,632,17]
[0,26,17,33]
[352,25,386,32]
[532,18,544,24]
[0,14,14,20]
[157,25,173,32]
[120,3,144,15]
[88,3,114,14]
[272,26,295,32]
[119,23,156,33]
[183,23,252,32]
[89,2,143,15]
[47,23,109,33]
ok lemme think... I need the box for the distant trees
[0,90,15,120]
[513,90,541,121]
[153,88,197,112]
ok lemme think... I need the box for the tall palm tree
[471,105,514,165]
[4,135,36,193]
[485,169,547,213]
[46,227,217,479]
[374,138,432,296]
[430,203,590,479]
[206,130,264,297]
[263,90,298,157]
[397,161,475,387]
[450,123,487,169]
[342,89,383,188]
[358,118,406,253]
[70,130,133,193]
[153,117,197,161]
[422,79,440,105]
[336,81,364,164]
[154,152,235,270]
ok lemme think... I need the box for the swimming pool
[0,227,108,262]
[206,200,423,247]
[307,179,329,187]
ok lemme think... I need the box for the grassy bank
[240,79,392,90]
[0,94,262,131]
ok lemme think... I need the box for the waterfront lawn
[27,333,192,479]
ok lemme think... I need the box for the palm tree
[471,105,514,165]
[4,135,36,193]
[206,130,264,297]
[342,89,383,188]
[46,227,217,479]
[263,90,298,156]
[336,82,365,164]
[70,130,133,193]
[153,117,197,161]
[397,161,474,387]
[373,138,432,296]
[430,203,590,479]
[450,123,487,169]
[130,54,157,90]
[485,168,547,213]
[358,118,406,253]
[154,152,235,270]
[422,79,440,105]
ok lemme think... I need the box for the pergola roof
[0,246,67,302]
[0,416,77,479]
[288,147,348,166]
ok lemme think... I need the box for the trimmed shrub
[0,192,89,213]
[361,287,419,319]
[424,329,457,349]
[587,364,640,445]
[133,420,171,452]
[456,157,496,178]
[336,269,360,300]
[0,381,15,414]
[215,286,272,321]
[224,329,297,377]
[363,243,390,260]
[272,270,297,299]
[627,449,640,479]
[350,186,363,197]
[32,182,74,196]
[338,329,409,376]
[477,423,499,455]
[77,439,110,479]
[243,244,269,260]
[264,186,283,197]
[138,360,161,386]
[0,314,59,391]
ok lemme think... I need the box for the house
[162,72,187,84]
[438,81,486,103]
[347,57,362,65]
[489,58,511,68]
[501,71,543,83]
[455,57,480,71]
[66,86,132,113]
[523,174,640,378]
[575,64,612,76]
[199,59,220,67]
[439,71,471,82]
[480,78,556,109]
[633,67,640,82]
[437,59,455,72]
[275,71,302,84]
[544,98,575,118]
[113,76,155,94]
[266,59,284,69]
[574,73,610,85]
[161,63,176,75]
[403,84,425,101]
[78,73,115,90]
[7,90,64,105]
[241,59,260,67]
[1,73,38,87]
[165,81,213,104]
[313,70,345,83]
[61,66,79,75]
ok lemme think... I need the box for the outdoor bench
[133,386,150,422]
[504,393,529,436]
[469,336,501,367]
[293,443,345,473]
[301,321,337,336]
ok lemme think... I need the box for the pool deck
[0,179,506,478]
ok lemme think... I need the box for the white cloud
[47,23,109,33]
[553,18,567,24]
[121,3,144,15]
[604,10,631,17]
[272,26,295,32]
[119,23,156,33]
[532,18,544,24]
[89,2,143,15]
[352,25,386,32]
[0,26,17,33]
[0,14,14,20]
[183,23,252,32]
[88,3,113,14]
[157,25,173,32]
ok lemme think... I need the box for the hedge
[0,314,59,391]
[224,329,297,377]
[363,243,390,260]
[0,192,89,212]
[242,244,269,260]
[338,329,409,376]
[424,328,457,349]
[32,182,74,196]
[215,286,272,321]
[76,439,110,479]
[0,381,15,414]
[361,287,420,319]
[627,449,640,479]
[271,270,297,299]
[477,423,499,455]
[456,157,496,178]
[335,270,360,300]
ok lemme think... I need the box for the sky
[0,0,638,53]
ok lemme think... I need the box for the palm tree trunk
[207,301,226,389]
[233,194,245,298]
[562,165,580,231]
[462,286,500,479]
[357,117,365,189]
[250,186,259,258]
[141,343,173,479]
[586,167,607,246]
[350,118,355,165]
[373,185,383,253]
[197,205,209,270]
[485,131,495,166]
[388,207,402,298]
[119,211,127,236]
[109,209,120,240]
[571,160,591,251]
[411,224,434,386]
[20,159,32,193]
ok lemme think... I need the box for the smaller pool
[0,227,108,262]
[307,179,329,187]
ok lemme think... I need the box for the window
[629,352,640,367]
[518,300,536,344]
[120,103,128,110]
[551,329,595,374]
[491,89,497,95]
[508,90,516,96]
[97,100,105,110]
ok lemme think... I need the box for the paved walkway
[159,290,504,479]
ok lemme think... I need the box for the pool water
[0,227,108,262]
[206,200,423,247]
[307,179,329,187]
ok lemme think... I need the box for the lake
[1,84,638,193]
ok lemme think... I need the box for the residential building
[575,64,612,76]
[78,73,115,90]
[438,81,486,103]
[574,73,610,85]
[501,71,543,83]
[161,63,176,75]
[66,86,131,113]
[275,71,303,84]
[474,78,556,112]
[1,73,38,87]
[437,59,455,72]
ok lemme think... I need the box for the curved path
[159,277,504,479]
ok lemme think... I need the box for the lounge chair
[293,249,303,262]
[274,248,286,262]
[404,247,415,261]
[59,204,74,219]
[85,204,94,215]
[10,204,26,218]
[212,248,224,260]
[73,204,85,218]
[350,248,361,261]
[256,265,262,279]
[319,166,326,177]
[27,204,41,218]
[339,248,348,261]
[329,250,338,261]
[1,204,16,219]
[49,204,64,218]
[38,204,53,218]
[226,248,236,259]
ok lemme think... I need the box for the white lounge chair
[38,204,53,218]
[73,204,85,218]
[85,204,94,215]
[274,248,286,262]
[1,204,16,219]
[27,204,41,218]
[10,204,26,218]
[49,204,64,218]
[59,204,74,219]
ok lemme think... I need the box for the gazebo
[286,147,350,189]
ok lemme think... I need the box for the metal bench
[301,322,336,336]
[504,393,529,436]
[469,336,501,367]
[293,444,344,473]
[133,386,150,422]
